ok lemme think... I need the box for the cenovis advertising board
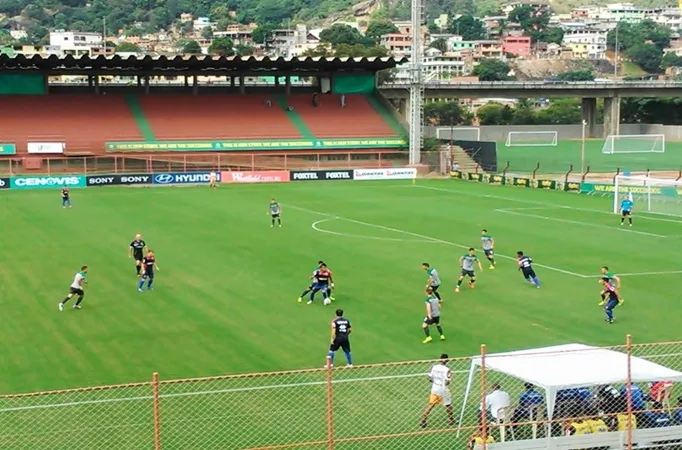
[10,175,86,189]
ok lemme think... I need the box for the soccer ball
[323,298,332,306]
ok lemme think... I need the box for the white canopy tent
[458,343,682,430]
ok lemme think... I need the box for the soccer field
[1,179,682,449]
[497,139,682,174]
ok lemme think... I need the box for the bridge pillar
[285,76,291,95]
[604,96,621,138]
[192,75,199,95]
[230,77,235,88]
[581,98,597,138]
[144,75,150,95]
[137,76,142,88]
[93,75,100,95]
[239,75,246,94]
[183,76,188,87]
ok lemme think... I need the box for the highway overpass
[379,81,682,138]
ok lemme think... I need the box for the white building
[562,28,608,59]
[49,31,103,55]
[193,17,214,30]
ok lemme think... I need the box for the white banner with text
[353,168,417,181]
[27,142,66,154]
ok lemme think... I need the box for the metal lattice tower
[408,0,425,165]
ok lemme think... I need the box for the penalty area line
[311,218,436,244]
[288,204,588,279]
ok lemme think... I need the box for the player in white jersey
[420,353,455,427]
[59,265,88,311]
[209,171,217,189]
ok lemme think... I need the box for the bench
[483,425,682,450]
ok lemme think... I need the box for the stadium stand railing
[1,336,682,450]
[0,152,412,175]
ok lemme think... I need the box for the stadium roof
[0,54,407,75]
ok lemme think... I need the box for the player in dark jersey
[601,278,620,324]
[309,263,333,305]
[61,188,72,208]
[298,261,325,302]
[516,251,540,288]
[138,249,159,292]
[326,309,352,368]
[129,234,147,276]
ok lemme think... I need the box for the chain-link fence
[2,336,682,450]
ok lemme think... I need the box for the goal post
[614,174,682,217]
[505,131,558,147]
[436,127,481,141]
[601,134,665,154]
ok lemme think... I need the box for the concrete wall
[425,124,682,141]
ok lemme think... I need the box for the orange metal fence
[0,152,412,176]
[1,336,681,450]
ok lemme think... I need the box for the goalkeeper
[620,196,633,227]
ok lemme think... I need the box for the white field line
[412,185,682,224]
[606,270,682,277]
[312,218,435,244]
[289,204,588,278]
[1,352,678,414]
[494,208,668,238]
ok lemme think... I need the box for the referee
[129,234,147,276]
[326,309,352,368]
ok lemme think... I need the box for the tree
[662,52,682,69]
[430,38,447,53]
[301,44,332,57]
[449,14,486,40]
[201,26,214,39]
[473,58,512,81]
[510,104,536,125]
[535,99,581,124]
[182,40,202,54]
[557,69,594,81]
[544,27,564,45]
[334,43,389,58]
[236,44,256,56]
[365,20,398,43]
[627,43,663,73]
[24,24,48,45]
[209,37,235,56]
[320,24,369,46]
[252,24,275,45]
[477,103,515,125]
[115,42,141,52]
[424,101,473,126]
[507,5,552,43]
[638,19,671,50]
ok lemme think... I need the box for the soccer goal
[505,131,558,147]
[601,134,665,154]
[436,127,481,141]
[614,174,682,217]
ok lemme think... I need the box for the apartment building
[562,28,607,59]
[49,31,103,56]
[503,35,531,56]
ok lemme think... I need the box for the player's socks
[75,296,84,306]
[532,277,541,287]
[136,265,141,275]
[344,351,352,365]
[423,327,431,337]
[327,351,335,366]
[436,325,444,337]
[147,279,154,290]
[433,291,442,301]
[137,279,145,291]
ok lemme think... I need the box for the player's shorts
[69,287,84,296]
[622,210,632,216]
[330,336,351,353]
[142,270,154,280]
[605,298,619,310]
[271,213,280,218]
[461,269,475,278]
[428,390,452,406]
[522,269,537,279]
[424,316,441,325]
[312,283,329,291]
[484,249,494,257]
[430,284,440,292]
[134,251,144,262]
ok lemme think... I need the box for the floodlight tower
[408,0,425,165]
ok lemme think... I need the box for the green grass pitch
[496,139,682,174]
[1,179,682,449]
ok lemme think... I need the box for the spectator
[265,99,272,107]
[585,407,610,433]
[650,381,674,404]
[511,383,543,423]
[452,162,460,172]
[642,402,671,428]
[482,383,511,423]
[340,94,346,108]
[287,105,294,111]
[672,397,682,425]
[595,385,625,415]
[312,93,318,107]
[469,427,495,449]
[620,384,647,411]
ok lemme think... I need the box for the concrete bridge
[379,81,682,138]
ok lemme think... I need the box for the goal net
[505,131,558,147]
[614,174,682,217]
[436,127,480,141]
[601,134,665,154]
